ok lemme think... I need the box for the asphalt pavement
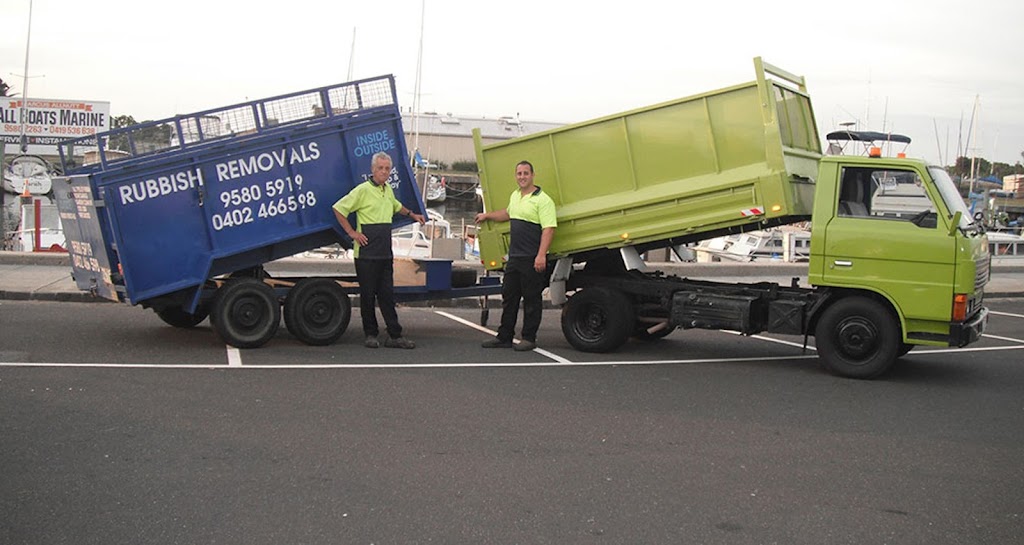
[2,250,1024,302]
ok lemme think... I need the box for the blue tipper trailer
[52,75,499,348]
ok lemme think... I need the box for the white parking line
[227,347,243,366]
[990,310,1024,319]
[0,354,819,370]
[434,310,574,363]
[719,330,815,350]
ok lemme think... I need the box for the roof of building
[401,112,563,140]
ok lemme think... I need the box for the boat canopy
[826,130,912,144]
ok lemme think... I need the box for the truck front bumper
[951,307,988,347]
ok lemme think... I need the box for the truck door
[821,166,955,321]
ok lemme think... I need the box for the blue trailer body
[54,75,426,311]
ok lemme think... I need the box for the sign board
[1,97,111,156]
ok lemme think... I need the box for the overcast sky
[3,0,1022,166]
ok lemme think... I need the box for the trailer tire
[451,266,477,288]
[212,278,280,348]
[156,306,209,328]
[283,278,351,346]
[561,287,634,353]
[814,296,899,379]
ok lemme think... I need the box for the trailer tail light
[952,293,968,322]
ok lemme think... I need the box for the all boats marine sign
[1,97,111,155]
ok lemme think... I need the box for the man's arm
[334,209,367,246]
[475,209,510,224]
[534,226,555,273]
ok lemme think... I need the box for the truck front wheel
[212,278,281,348]
[814,296,899,379]
[561,287,634,353]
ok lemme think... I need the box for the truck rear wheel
[284,278,351,346]
[212,278,280,348]
[561,287,634,353]
[814,296,899,379]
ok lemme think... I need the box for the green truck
[473,58,989,379]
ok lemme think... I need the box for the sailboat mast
[411,0,425,165]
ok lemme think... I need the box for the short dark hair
[516,160,534,173]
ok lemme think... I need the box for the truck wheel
[897,343,914,358]
[212,278,280,348]
[283,278,351,346]
[814,296,899,379]
[561,287,635,353]
[155,306,209,328]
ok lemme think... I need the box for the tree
[0,78,10,97]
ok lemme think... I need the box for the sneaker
[364,336,380,348]
[385,337,415,349]
[514,340,537,352]
[482,337,513,348]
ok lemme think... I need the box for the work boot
[481,337,513,348]
[514,340,537,352]
[385,337,416,349]
[364,336,380,348]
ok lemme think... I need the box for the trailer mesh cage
[58,76,398,174]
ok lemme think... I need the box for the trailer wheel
[561,287,635,353]
[212,278,280,348]
[814,296,899,379]
[283,278,351,346]
[451,266,478,288]
[155,306,209,328]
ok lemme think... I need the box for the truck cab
[809,143,989,375]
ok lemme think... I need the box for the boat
[3,154,53,195]
[425,174,446,204]
[988,229,1024,258]
[694,227,811,262]
[392,209,452,259]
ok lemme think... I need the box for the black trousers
[355,258,402,338]
[497,256,546,342]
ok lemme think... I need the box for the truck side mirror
[948,211,962,236]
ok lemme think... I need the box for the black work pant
[497,256,546,342]
[355,258,402,339]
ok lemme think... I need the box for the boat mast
[18,0,34,154]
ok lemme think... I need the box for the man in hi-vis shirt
[475,160,557,352]
[334,152,425,349]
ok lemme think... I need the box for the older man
[333,151,425,349]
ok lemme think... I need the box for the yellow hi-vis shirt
[333,180,402,259]
[506,186,557,258]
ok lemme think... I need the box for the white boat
[425,174,446,204]
[988,230,1024,258]
[392,209,452,259]
[694,228,811,262]
[8,200,65,252]
[2,154,53,195]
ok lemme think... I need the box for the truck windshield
[929,167,974,231]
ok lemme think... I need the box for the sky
[3,0,1023,166]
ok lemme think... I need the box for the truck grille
[975,256,990,293]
